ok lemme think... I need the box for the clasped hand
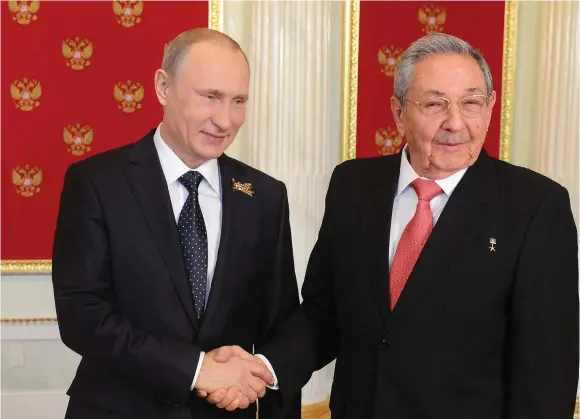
[195,346,271,411]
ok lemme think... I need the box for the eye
[234,98,246,105]
[205,94,216,100]
[424,101,444,108]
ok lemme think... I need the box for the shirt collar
[153,124,221,197]
[396,144,467,197]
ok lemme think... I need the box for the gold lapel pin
[489,238,496,252]
[232,178,254,197]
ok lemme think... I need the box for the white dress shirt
[153,126,278,392]
[153,127,222,390]
[388,145,467,269]
[154,127,222,301]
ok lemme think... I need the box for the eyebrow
[422,89,445,96]
[196,88,249,101]
[421,87,485,96]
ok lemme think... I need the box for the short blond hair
[162,28,248,76]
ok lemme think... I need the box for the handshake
[194,345,275,411]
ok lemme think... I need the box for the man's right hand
[194,347,273,410]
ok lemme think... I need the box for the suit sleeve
[259,166,343,403]
[254,181,302,419]
[504,184,579,419]
[52,163,200,407]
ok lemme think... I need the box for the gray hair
[394,33,493,110]
[162,28,248,77]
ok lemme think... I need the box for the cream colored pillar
[511,1,580,402]
[512,1,579,225]
[221,0,344,408]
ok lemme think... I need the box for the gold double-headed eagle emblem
[12,165,43,197]
[378,45,403,77]
[113,1,143,27]
[62,37,93,70]
[419,5,446,33]
[10,78,41,111]
[375,127,404,156]
[8,1,39,25]
[64,124,94,156]
[114,81,144,113]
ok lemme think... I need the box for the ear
[391,96,406,137]
[485,90,497,130]
[154,69,171,106]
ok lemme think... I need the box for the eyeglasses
[406,94,494,118]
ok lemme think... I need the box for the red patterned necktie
[389,178,443,310]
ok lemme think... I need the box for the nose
[441,102,466,133]
[211,102,231,132]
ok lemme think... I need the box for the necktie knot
[179,171,204,194]
[411,178,442,202]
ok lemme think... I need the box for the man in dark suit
[51,28,301,419]
[205,32,579,418]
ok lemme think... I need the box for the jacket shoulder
[493,158,568,198]
[64,142,138,181]
[331,155,398,181]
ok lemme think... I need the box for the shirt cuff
[191,351,205,391]
[255,354,279,390]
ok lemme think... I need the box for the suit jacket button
[380,339,391,351]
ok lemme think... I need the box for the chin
[431,154,471,174]
[197,145,227,160]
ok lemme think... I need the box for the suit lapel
[125,134,198,330]
[386,151,498,332]
[201,155,252,330]
[366,154,401,328]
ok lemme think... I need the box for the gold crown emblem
[62,37,93,70]
[10,78,41,111]
[8,1,39,25]
[375,127,404,156]
[114,80,144,113]
[12,164,43,197]
[64,124,94,156]
[113,1,143,27]
[419,5,446,34]
[378,45,403,77]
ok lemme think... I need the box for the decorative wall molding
[1,317,58,325]
[499,0,518,162]
[0,260,52,274]
[340,0,359,162]
[209,0,223,31]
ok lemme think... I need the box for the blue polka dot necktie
[177,171,208,318]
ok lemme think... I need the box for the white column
[511,1,580,399]
[512,0,579,225]
[222,0,344,405]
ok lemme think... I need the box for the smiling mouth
[436,142,463,147]
[202,131,227,140]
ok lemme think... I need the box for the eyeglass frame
[405,93,496,118]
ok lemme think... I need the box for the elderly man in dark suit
[205,32,579,419]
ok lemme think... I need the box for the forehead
[177,41,249,94]
[410,54,486,96]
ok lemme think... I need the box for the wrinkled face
[154,40,250,168]
[391,54,496,179]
